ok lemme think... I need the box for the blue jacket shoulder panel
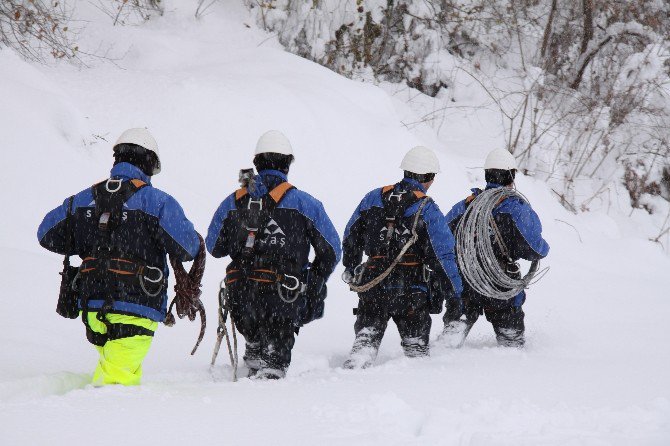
[343,187,384,240]
[495,197,550,258]
[206,192,237,257]
[279,189,342,264]
[445,199,467,226]
[148,188,200,259]
[37,187,94,247]
[118,186,199,260]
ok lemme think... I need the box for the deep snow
[0,2,668,445]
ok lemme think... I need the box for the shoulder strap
[381,184,422,218]
[234,182,295,259]
[92,178,147,233]
[235,182,295,210]
[269,182,294,203]
[235,188,248,201]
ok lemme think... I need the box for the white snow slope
[1,3,669,445]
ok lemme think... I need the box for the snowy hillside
[1,2,669,445]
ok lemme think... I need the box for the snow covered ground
[1,2,668,444]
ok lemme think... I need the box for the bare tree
[0,0,76,62]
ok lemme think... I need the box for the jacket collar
[401,177,427,193]
[485,182,503,190]
[259,169,288,182]
[110,162,152,185]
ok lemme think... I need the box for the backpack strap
[91,178,148,254]
[235,188,248,201]
[380,184,425,253]
[234,182,295,258]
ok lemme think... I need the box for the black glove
[299,273,326,325]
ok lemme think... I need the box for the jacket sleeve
[498,199,550,261]
[422,200,463,297]
[342,197,367,271]
[156,194,200,262]
[206,193,237,258]
[302,197,341,281]
[37,197,72,255]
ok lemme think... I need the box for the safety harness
[349,185,431,293]
[78,178,162,346]
[224,181,306,302]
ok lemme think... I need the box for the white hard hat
[400,145,441,174]
[255,130,294,157]
[484,149,517,170]
[114,128,161,174]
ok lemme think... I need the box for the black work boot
[495,327,525,348]
[244,342,262,376]
[438,319,473,348]
[253,367,286,380]
[401,336,429,358]
[343,327,381,369]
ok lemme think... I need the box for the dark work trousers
[347,288,431,368]
[443,290,526,347]
[228,282,299,373]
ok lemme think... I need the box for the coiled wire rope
[456,187,547,300]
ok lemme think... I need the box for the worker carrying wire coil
[439,149,550,348]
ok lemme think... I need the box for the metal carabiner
[105,178,123,193]
[143,266,164,283]
[280,274,300,291]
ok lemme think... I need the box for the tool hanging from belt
[78,256,164,346]
[224,267,305,303]
[164,233,207,355]
[211,280,238,382]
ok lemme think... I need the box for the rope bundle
[166,233,207,355]
[456,188,544,300]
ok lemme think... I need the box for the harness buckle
[105,178,123,193]
[388,191,404,202]
[247,198,263,210]
[244,228,258,249]
[98,212,111,230]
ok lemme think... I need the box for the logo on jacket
[264,218,286,247]
[378,224,411,243]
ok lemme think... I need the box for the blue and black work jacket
[37,163,200,321]
[206,170,341,283]
[343,178,463,297]
[445,183,550,305]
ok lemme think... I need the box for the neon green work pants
[86,312,158,386]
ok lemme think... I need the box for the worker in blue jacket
[341,146,463,369]
[206,130,341,380]
[37,128,200,385]
[440,149,549,348]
